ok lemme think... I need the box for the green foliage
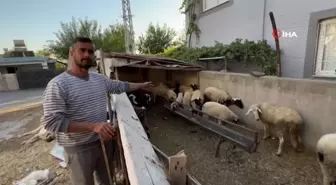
[35,48,51,57]
[55,62,66,69]
[154,39,277,75]
[47,17,126,59]
[137,23,176,54]
[101,23,126,53]
[48,17,104,59]
[179,0,201,45]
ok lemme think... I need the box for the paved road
[0,88,45,111]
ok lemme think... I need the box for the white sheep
[18,124,55,145]
[152,83,177,103]
[190,89,204,116]
[170,92,184,110]
[201,101,239,125]
[245,102,303,156]
[182,92,192,107]
[174,83,193,94]
[190,89,204,109]
[204,87,244,109]
[316,133,336,185]
[176,92,183,103]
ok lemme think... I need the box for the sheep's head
[190,84,199,91]
[167,90,177,103]
[232,117,239,124]
[232,98,244,109]
[144,93,152,105]
[246,104,262,121]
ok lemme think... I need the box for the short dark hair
[72,37,93,45]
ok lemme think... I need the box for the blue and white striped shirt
[41,71,129,147]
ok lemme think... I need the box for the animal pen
[98,51,260,185]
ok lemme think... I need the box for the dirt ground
[147,104,322,185]
[0,104,323,185]
[0,107,70,185]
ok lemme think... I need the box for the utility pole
[122,0,135,54]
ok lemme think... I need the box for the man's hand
[140,81,154,91]
[92,122,116,141]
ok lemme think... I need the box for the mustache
[81,58,91,61]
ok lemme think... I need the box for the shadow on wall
[199,71,336,150]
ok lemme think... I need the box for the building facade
[188,0,336,79]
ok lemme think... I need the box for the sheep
[126,89,152,108]
[18,123,55,145]
[182,92,192,107]
[170,92,184,110]
[190,89,204,116]
[316,133,336,185]
[245,102,303,156]
[151,83,177,103]
[201,101,239,125]
[174,82,194,94]
[204,87,244,109]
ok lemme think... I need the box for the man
[41,37,153,185]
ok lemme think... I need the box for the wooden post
[168,150,187,185]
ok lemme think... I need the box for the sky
[0,0,185,54]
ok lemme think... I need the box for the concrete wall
[0,74,19,91]
[199,71,336,149]
[0,64,43,74]
[190,0,336,78]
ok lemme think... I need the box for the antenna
[122,0,135,54]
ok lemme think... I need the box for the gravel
[0,107,70,185]
[0,104,323,185]
[147,104,322,185]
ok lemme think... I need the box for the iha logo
[272,29,298,39]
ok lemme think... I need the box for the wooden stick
[99,137,114,185]
[99,49,116,185]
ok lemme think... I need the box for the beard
[75,59,93,70]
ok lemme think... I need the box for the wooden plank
[152,145,203,185]
[115,93,171,185]
[168,150,187,185]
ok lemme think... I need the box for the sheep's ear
[245,109,252,115]
[257,108,262,113]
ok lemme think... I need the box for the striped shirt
[41,71,129,147]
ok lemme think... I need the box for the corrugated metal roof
[103,52,204,71]
[0,57,56,64]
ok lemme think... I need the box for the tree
[137,23,176,54]
[48,17,103,59]
[35,47,51,57]
[172,29,187,47]
[101,23,126,52]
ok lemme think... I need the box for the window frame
[202,0,229,12]
[314,18,336,77]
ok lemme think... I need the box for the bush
[152,38,277,75]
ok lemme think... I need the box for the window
[203,0,229,12]
[314,18,336,76]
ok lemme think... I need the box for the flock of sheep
[126,81,336,185]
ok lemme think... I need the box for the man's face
[71,42,95,70]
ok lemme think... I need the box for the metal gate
[16,69,65,90]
